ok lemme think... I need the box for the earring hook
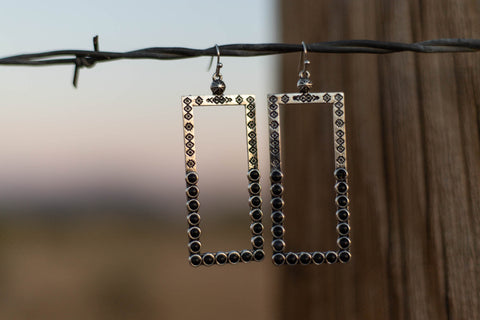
[297,41,312,93]
[213,44,223,80]
[210,44,226,95]
[299,41,310,79]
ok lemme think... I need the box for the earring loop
[213,44,223,80]
[210,44,226,95]
[297,41,313,93]
[299,41,310,78]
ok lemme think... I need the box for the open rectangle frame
[182,94,265,267]
[267,92,351,266]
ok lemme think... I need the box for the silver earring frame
[182,45,264,267]
[268,91,350,266]
[268,42,350,266]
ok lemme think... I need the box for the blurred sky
[0,0,279,216]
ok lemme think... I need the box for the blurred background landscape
[0,217,277,319]
[2,0,478,319]
[0,0,280,319]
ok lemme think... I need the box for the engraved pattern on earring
[183,45,264,267]
[268,42,350,266]
[268,92,350,265]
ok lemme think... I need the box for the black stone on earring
[270,184,283,196]
[339,251,351,263]
[270,170,283,183]
[271,198,284,210]
[189,254,202,267]
[228,251,241,264]
[249,183,261,195]
[272,253,285,266]
[248,169,260,182]
[271,211,285,224]
[312,252,325,265]
[335,182,348,194]
[188,240,201,253]
[299,252,312,265]
[188,227,201,240]
[337,237,351,249]
[249,209,263,221]
[241,250,253,262]
[286,253,298,265]
[336,209,350,221]
[216,252,227,265]
[249,196,262,208]
[326,251,338,264]
[337,223,350,235]
[186,172,199,185]
[250,223,264,235]
[202,253,215,266]
[187,199,200,211]
[187,213,200,225]
[272,239,285,252]
[251,236,264,248]
[334,168,348,180]
[186,186,199,198]
[271,225,285,238]
[253,250,265,261]
[335,195,349,208]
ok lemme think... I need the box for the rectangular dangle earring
[182,45,264,267]
[268,42,351,266]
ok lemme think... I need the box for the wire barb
[72,35,99,88]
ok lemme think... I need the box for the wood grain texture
[278,1,480,319]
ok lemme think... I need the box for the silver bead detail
[297,77,313,93]
[210,79,226,95]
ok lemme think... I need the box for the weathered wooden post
[278,1,480,319]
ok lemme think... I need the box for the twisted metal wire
[1,37,479,86]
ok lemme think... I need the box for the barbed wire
[1,37,479,87]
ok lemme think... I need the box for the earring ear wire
[297,41,313,93]
[210,44,226,95]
